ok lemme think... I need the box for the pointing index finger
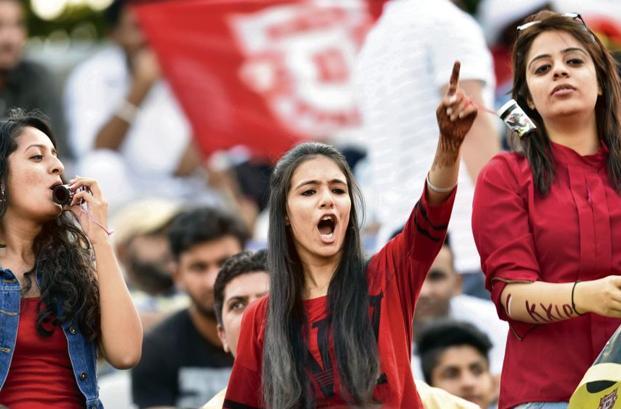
[448,61,461,96]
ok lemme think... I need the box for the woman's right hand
[435,61,478,154]
[574,276,621,317]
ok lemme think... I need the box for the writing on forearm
[506,292,576,323]
[524,299,575,322]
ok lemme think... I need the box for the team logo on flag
[229,2,371,137]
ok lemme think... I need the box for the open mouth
[317,215,336,241]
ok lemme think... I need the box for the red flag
[133,0,386,161]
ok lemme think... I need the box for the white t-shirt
[354,0,495,272]
[64,45,206,208]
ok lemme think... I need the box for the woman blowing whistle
[0,110,142,408]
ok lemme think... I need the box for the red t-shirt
[473,144,621,408]
[0,297,84,408]
[224,187,455,408]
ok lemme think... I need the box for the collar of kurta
[551,140,608,169]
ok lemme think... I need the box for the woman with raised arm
[0,110,142,408]
[223,62,477,408]
[472,11,621,409]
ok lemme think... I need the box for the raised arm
[94,48,160,151]
[428,61,478,205]
[69,177,143,368]
[452,80,499,181]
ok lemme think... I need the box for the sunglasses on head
[517,12,586,32]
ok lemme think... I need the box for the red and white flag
[133,0,385,160]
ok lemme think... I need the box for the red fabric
[491,45,513,91]
[132,0,387,161]
[472,144,621,409]
[224,186,455,408]
[0,297,83,409]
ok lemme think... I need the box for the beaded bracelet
[426,173,457,193]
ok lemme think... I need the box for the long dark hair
[511,10,621,195]
[263,142,379,408]
[0,110,100,341]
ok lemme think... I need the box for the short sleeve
[425,6,495,105]
[472,154,541,335]
[63,48,124,157]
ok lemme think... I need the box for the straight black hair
[263,142,379,408]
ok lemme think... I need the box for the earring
[0,185,5,203]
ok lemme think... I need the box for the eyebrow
[225,291,268,305]
[226,295,248,306]
[26,144,57,156]
[528,47,588,70]
[293,178,347,190]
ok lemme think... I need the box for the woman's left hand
[436,61,478,152]
[68,176,111,244]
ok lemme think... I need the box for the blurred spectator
[98,199,186,409]
[111,198,187,331]
[64,0,210,209]
[354,0,499,298]
[202,250,270,409]
[416,380,481,409]
[417,320,497,409]
[411,237,507,390]
[131,207,248,408]
[0,0,70,159]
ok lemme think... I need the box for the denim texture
[0,268,102,408]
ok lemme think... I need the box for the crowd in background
[1,0,621,408]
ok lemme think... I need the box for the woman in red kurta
[224,62,478,408]
[472,11,621,409]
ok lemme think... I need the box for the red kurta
[224,187,455,408]
[472,143,621,409]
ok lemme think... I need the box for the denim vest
[0,268,102,408]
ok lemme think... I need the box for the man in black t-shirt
[131,207,248,408]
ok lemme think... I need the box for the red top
[0,297,84,408]
[472,143,621,409]
[223,187,455,408]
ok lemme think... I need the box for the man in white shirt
[64,0,206,209]
[354,0,499,277]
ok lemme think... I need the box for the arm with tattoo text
[501,278,621,324]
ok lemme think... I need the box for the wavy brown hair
[0,110,100,341]
[511,10,621,194]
